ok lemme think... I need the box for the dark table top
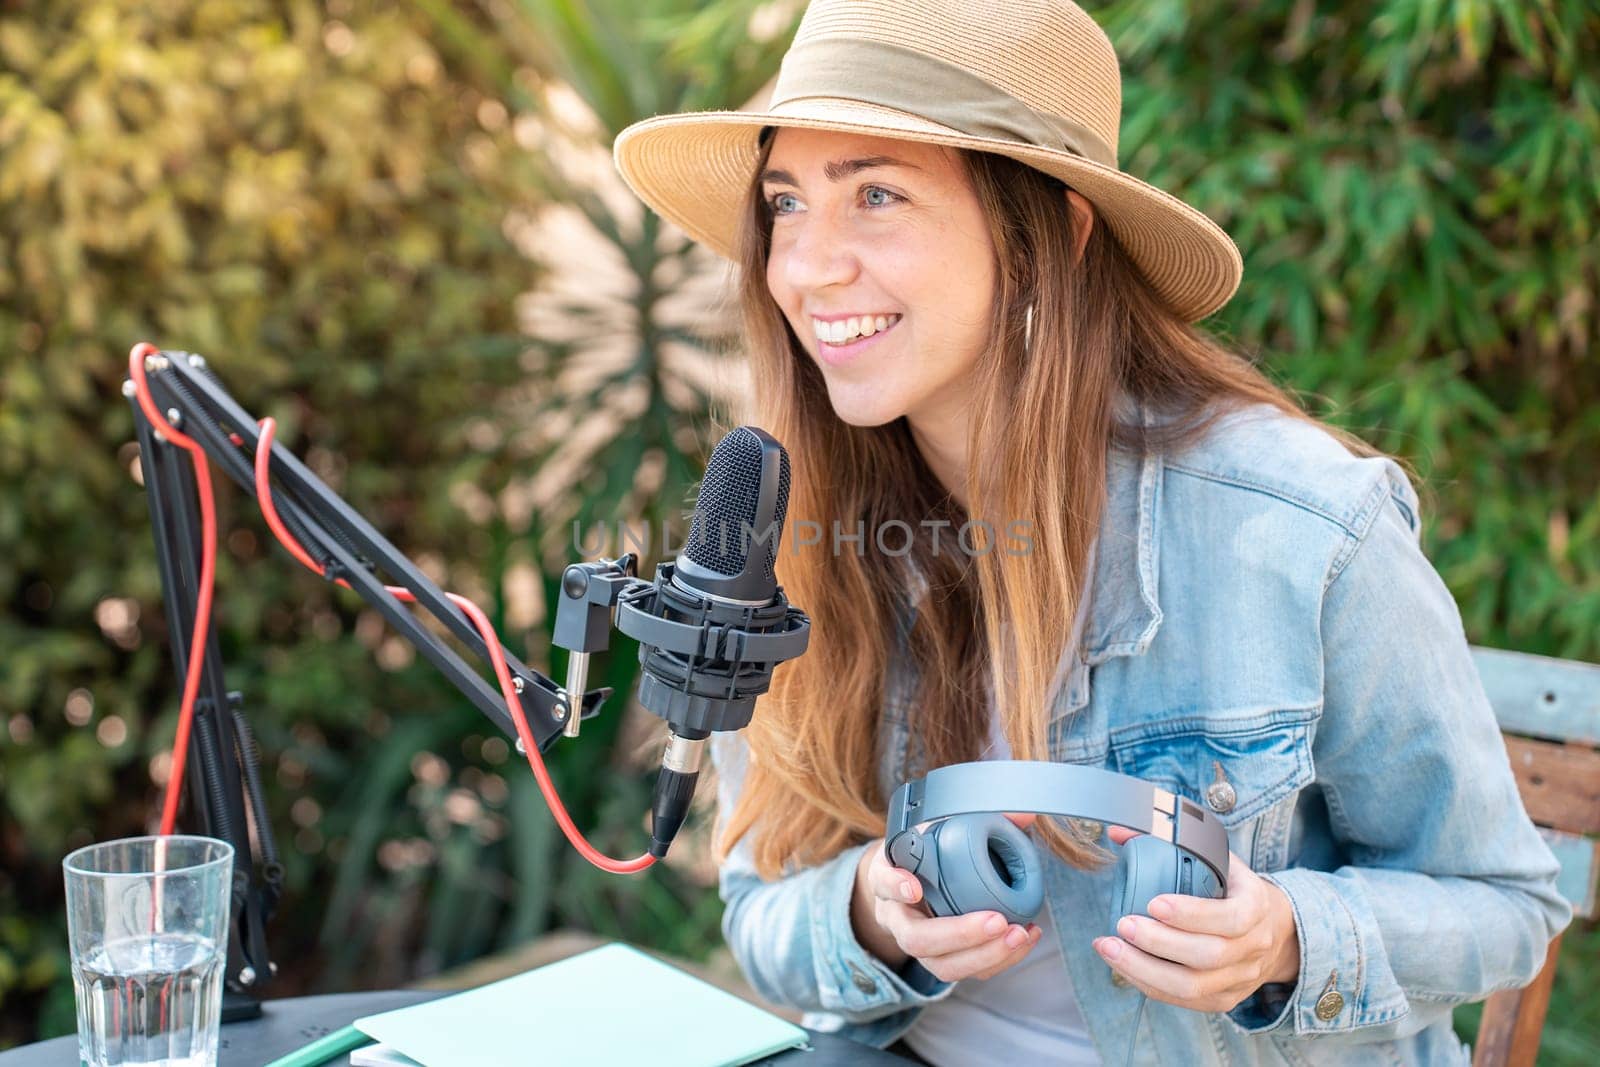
[0,990,909,1067]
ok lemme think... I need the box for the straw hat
[612,0,1242,323]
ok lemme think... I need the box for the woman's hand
[851,813,1044,982]
[1092,825,1300,1013]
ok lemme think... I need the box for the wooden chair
[1469,647,1600,1067]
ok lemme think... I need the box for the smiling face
[760,128,998,433]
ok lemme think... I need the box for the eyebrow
[758,156,923,187]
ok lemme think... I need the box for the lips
[812,312,902,345]
[815,314,901,367]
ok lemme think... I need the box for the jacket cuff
[1243,869,1411,1035]
[810,840,956,1016]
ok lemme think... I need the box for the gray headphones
[885,760,1230,932]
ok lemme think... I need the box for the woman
[613,2,1570,1064]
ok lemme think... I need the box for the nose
[774,210,861,296]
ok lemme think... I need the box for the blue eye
[764,185,904,216]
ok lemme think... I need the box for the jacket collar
[1082,424,1164,665]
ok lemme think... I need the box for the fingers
[1143,855,1262,937]
[1093,934,1260,1011]
[1002,811,1037,830]
[1112,913,1239,973]
[884,906,1015,959]
[869,857,924,906]
[1145,891,1258,937]
[920,922,1043,983]
[1107,825,1140,846]
[968,924,1045,979]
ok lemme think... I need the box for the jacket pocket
[1106,708,1318,832]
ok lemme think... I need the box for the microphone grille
[685,427,791,581]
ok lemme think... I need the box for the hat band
[770,38,1117,170]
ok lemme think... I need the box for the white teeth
[814,313,900,344]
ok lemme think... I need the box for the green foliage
[0,0,708,1044]
[1095,0,1599,657]
[412,0,800,554]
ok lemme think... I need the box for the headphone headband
[885,759,1231,888]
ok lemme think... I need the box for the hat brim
[612,99,1242,323]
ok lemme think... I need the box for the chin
[823,390,906,429]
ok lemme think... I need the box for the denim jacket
[709,401,1572,1065]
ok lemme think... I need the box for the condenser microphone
[614,426,809,857]
[675,426,791,603]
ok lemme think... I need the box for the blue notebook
[353,943,810,1067]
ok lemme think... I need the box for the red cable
[128,344,215,839]
[248,417,652,874]
[127,343,654,874]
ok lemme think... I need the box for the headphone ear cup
[1191,857,1226,901]
[1111,833,1181,934]
[930,814,1043,925]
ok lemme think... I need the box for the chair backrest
[1468,646,1600,1067]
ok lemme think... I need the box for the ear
[1065,189,1095,263]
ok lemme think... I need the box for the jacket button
[849,963,877,995]
[1314,989,1345,1021]
[1205,761,1237,814]
[1205,780,1236,814]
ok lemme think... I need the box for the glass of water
[63,835,233,1067]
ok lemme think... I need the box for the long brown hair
[712,133,1396,880]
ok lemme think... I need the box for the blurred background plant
[1,0,1594,1058]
